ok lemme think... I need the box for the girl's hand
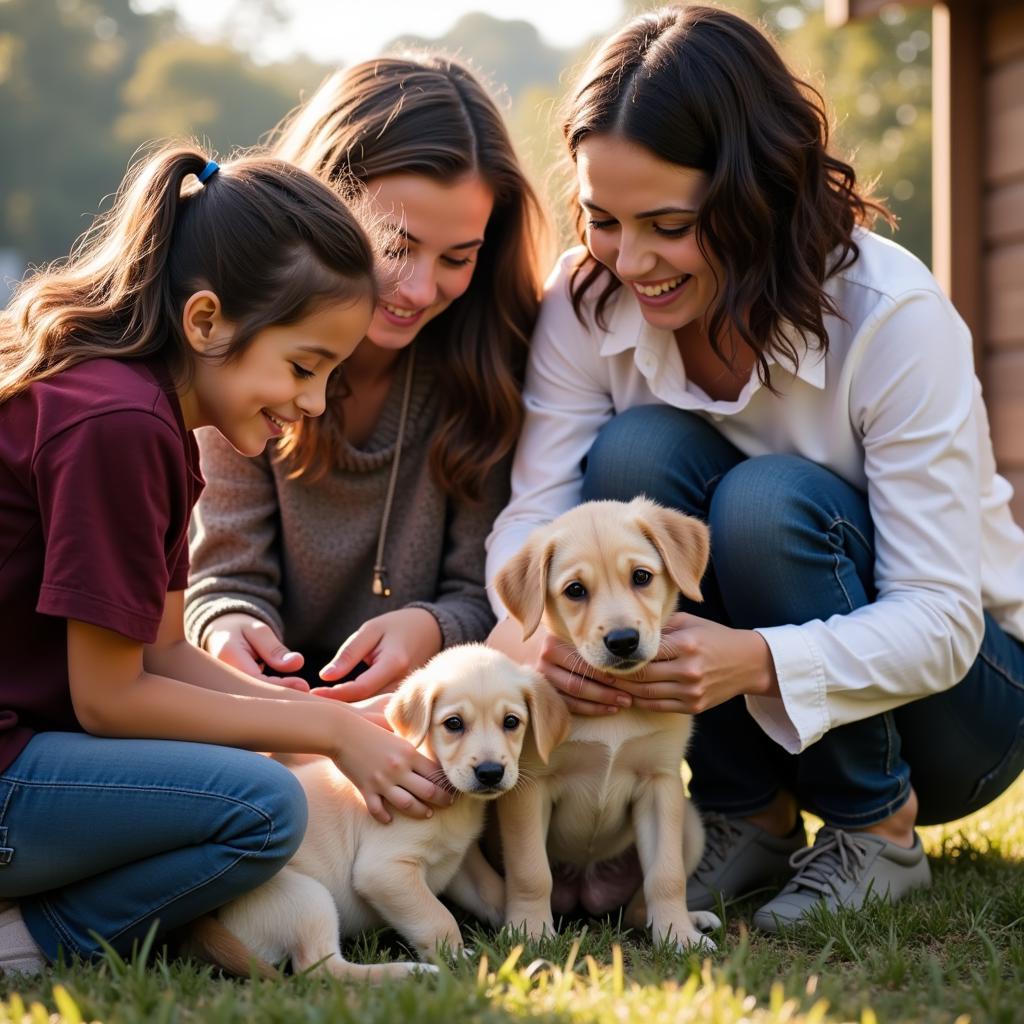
[334,714,452,824]
[611,612,778,713]
[314,608,443,701]
[203,614,309,691]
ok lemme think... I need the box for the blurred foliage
[0,0,931,274]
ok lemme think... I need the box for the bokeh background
[0,0,932,296]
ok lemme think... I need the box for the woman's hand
[313,608,443,701]
[203,613,309,691]
[611,612,779,713]
[333,713,452,824]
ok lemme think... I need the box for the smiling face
[364,172,494,351]
[576,134,719,334]
[184,295,374,455]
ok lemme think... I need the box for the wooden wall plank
[987,56,1024,113]
[986,243,1024,347]
[987,180,1024,244]
[987,4,1024,65]
[986,348,1024,465]
[988,105,1024,184]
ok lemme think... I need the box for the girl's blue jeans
[581,405,1024,827]
[0,733,307,962]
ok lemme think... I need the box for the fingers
[546,664,630,710]
[263,674,310,692]
[244,620,304,673]
[629,697,692,714]
[319,657,402,700]
[217,644,266,679]
[320,625,380,683]
[363,792,391,825]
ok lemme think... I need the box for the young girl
[488,4,1024,930]
[185,57,544,700]
[0,146,453,974]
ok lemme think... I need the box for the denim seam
[978,647,1024,694]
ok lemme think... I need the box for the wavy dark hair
[564,4,894,384]
[0,145,377,403]
[271,54,546,501]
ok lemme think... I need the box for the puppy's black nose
[604,628,640,657]
[474,762,505,787]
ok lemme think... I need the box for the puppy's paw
[690,910,721,933]
[504,909,555,942]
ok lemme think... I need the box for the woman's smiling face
[364,172,494,351]
[576,134,718,333]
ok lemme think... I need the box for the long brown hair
[564,4,894,385]
[271,55,546,501]
[0,145,377,404]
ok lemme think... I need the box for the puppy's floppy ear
[495,533,554,640]
[633,498,710,603]
[524,674,571,764]
[386,667,436,747]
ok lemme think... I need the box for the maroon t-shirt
[0,357,203,770]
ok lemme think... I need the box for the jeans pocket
[967,719,1024,810]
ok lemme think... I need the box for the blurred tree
[0,0,173,266]
[116,37,315,154]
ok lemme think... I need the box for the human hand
[610,612,778,713]
[536,631,633,717]
[313,608,443,701]
[485,615,627,717]
[333,712,453,824]
[203,614,309,691]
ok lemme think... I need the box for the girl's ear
[181,290,225,355]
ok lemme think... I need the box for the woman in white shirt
[487,4,1024,931]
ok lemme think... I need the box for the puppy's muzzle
[604,628,640,658]
[473,762,505,789]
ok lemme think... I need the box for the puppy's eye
[443,716,464,733]
[564,581,587,601]
[503,714,521,731]
[632,568,653,587]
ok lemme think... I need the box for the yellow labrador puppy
[191,644,569,981]
[495,497,720,950]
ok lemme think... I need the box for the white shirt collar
[598,290,826,391]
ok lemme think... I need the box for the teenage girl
[0,146,452,973]
[488,5,1024,930]
[186,56,544,700]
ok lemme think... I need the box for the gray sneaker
[752,827,932,933]
[687,814,808,911]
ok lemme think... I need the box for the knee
[221,753,308,869]
[582,406,717,504]
[708,454,816,555]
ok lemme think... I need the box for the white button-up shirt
[486,232,1024,753]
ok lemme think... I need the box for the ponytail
[1,143,377,403]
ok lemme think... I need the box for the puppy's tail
[183,914,279,980]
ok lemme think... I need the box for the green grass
[3,775,1022,1024]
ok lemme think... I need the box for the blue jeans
[0,733,307,962]
[581,405,1024,827]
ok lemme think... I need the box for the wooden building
[827,0,1024,522]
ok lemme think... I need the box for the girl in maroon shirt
[0,145,451,972]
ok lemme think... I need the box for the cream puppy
[191,644,569,981]
[495,497,720,950]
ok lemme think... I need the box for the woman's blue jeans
[581,405,1024,827]
[0,733,307,962]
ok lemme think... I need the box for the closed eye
[587,218,617,231]
[291,362,315,379]
[653,223,694,238]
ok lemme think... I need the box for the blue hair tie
[197,160,219,184]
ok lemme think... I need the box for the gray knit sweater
[184,346,508,679]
